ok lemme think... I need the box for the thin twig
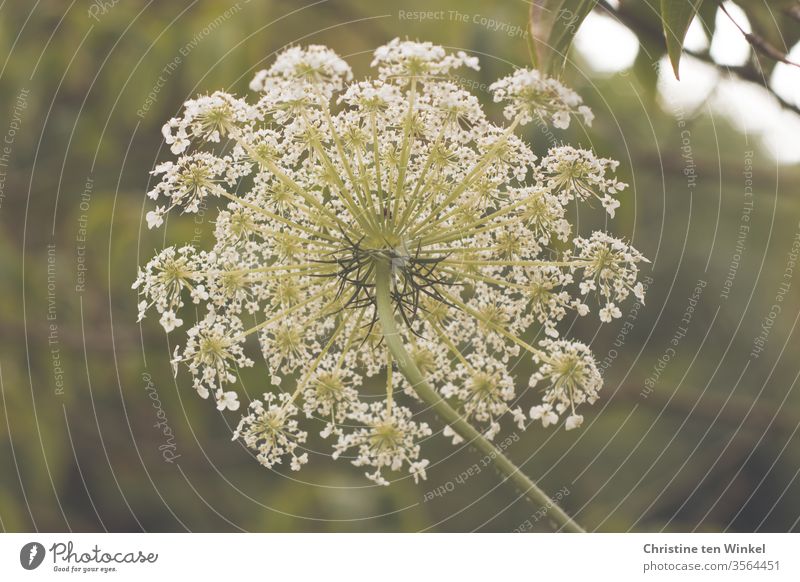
[719,2,800,69]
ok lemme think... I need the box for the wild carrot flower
[134,40,647,488]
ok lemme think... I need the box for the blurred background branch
[592,0,800,116]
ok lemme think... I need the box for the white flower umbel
[135,40,649,531]
[234,392,308,470]
[489,68,594,128]
[332,402,432,485]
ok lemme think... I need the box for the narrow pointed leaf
[660,0,705,79]
[696,0,718,40]
[529,0,598,73]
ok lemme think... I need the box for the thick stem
[374,260,584,533]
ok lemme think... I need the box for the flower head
[147,153,238,213]
[372,38,479,81]
[250,45,352,94]
[234,392,308,470]
[573,231,649,318]
[133,245,205,324]
[529,339,602,424]
[136,41,648,484]
[162,91,256,154]
[490,68,594,128]
[332,403,432,485]
[541,146,626,216]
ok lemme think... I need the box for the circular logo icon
[19,542,46,570]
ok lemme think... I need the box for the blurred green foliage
[0,0,798,532]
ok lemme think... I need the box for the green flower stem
[374,260,584,533]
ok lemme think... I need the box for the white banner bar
[1,533,798,581]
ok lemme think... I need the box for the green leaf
[528,0,599,73]
[660,0,705,79]
[696,0,718,41]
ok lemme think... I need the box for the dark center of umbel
[315,230,456,329]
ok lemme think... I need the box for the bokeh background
[1,0,799,532]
